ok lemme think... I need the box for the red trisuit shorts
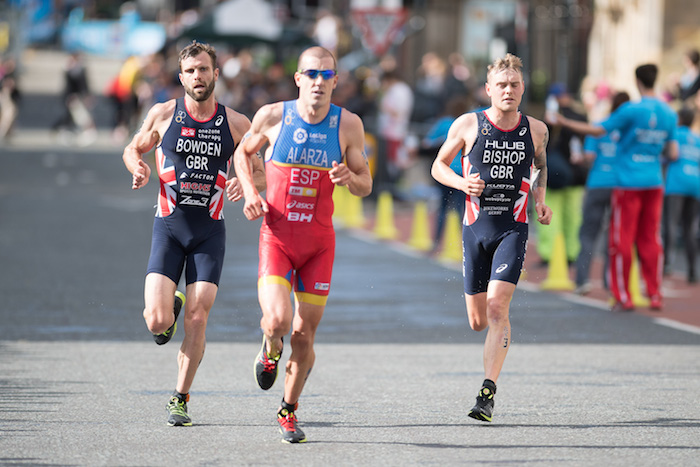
[258,225,335,307]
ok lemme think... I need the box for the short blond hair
[486,53,523,81]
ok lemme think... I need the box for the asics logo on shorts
[496,263,509,273]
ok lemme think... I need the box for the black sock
[173,391,189,402]
[280,398,297,412]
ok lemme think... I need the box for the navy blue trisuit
[146,98,235,286]
[460,111,536,295]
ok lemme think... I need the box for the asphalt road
[1,90,699,465]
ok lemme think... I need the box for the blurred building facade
[2,0,700,102]
[404,0,700,101]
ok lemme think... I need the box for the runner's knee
[290,329,315,353]
[261,310,292,337]
[143,306,172,334]
[183,305,209,333]
[469,316,488,332]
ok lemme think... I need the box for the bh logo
[293,128,308,145]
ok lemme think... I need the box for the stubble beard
[186,80,215,102]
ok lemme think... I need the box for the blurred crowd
[537,48,700,298]
[2,6,700,291]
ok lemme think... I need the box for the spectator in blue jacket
[663,106,700,283]
[574,91,630,295]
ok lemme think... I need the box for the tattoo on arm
[533,129,549,190]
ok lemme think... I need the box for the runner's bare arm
[122,101,175,190]
[225,109,266,202]
[233,103,282,219]
[332,110,372,197]
[431,112,484,197]
[529,117,553,225]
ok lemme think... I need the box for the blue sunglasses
[298,69,337,80]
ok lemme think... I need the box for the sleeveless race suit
[259,100,343,305]
[461,111,535,294]
[146,98,235,286]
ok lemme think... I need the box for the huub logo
[293,128,308,144]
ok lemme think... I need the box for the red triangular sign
[351,8,408,57]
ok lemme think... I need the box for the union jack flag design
[463,158,480,226]
[155,147,177,217]
[154,98,235,219]
[209,160,231,220]
[461,111,535,228]
[513,165,533,223]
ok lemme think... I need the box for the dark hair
[178,41,217,71]
[677,106,695,127]
[687,49,700,66]
[611,91,630,112]
[635,64,658,89]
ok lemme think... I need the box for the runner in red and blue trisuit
[257,100,343,305]
[234,46,372,443]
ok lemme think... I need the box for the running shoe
[278,406,306,443]
[166,396,192,426]
[254,335,282,390]
[153,291,185,345]
[468,382,496,422]
[611,301,634,313]
[573,282,592,296]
